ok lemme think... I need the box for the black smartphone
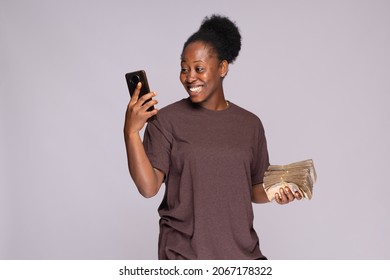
[125,70,156,121]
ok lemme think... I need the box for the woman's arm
[251,184,270,203]
[124,131,164,198]
[124,82,163,198]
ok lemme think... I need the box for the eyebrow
[180,58,205,63]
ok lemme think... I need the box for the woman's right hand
[124,82,158,135]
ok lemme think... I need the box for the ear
[219,60,229,78]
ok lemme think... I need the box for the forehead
[181,41,217,63]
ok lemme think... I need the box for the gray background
[1,0,389,259]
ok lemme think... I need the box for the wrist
[124,128,141,141]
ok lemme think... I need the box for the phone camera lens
[131,75,140,84]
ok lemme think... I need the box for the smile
[189,86,202,93]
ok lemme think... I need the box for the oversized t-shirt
[143,98,269,260]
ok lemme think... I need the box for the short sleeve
[251,120,270,185]
[143,118,172,176]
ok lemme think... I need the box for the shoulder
[229,102,265,128]
[146,99,190,131]
[157,98,192,117]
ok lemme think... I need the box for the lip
[187,85,203,96]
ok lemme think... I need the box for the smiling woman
[178,15,238,110]
[2,0,389,262]
[124,14,302,260]
[180,41,229,110]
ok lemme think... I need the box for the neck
[197,92,229,111]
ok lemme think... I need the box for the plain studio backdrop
[1,0,389,259]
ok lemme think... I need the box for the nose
[185,70,196,83]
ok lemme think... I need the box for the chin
[188,93,205,104]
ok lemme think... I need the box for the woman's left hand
[275,186,302,205]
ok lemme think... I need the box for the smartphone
[125,70,156,121]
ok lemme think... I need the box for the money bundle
[263,159,317,201]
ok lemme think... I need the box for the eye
[181,67,189,73]
[196,67,204,73]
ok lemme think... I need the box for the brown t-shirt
[143,98,269,259]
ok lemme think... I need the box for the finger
[279,188,286,202]
[141,99,159,114]
[147,98,159,108]
[145,108,159,120]
[275,193,283,204]
[284,187,295,201]
[138,92,157,105]
[294,191,303,200]
[276,188,288,204]
[130,82,142,104]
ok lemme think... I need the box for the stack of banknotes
[263,159,317,201]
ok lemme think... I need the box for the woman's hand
[124,82,158,135]
[275,186,302,205]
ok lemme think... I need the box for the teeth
[189,86,201,92]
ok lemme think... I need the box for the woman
[124,14,301,260]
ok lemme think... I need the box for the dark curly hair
[182,14,242,63]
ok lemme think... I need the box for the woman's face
[180,41,227,109]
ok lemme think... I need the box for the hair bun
[182,14,241,63]
[198,14,241,63]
